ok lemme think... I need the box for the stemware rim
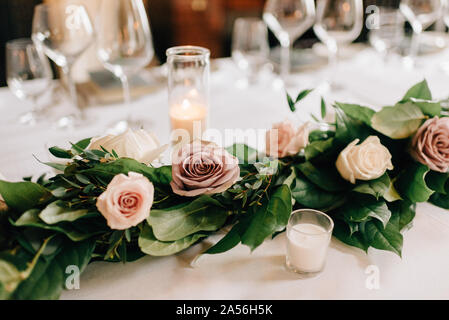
[288,209,334,236]
[166,46,211,60]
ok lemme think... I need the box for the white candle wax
[286,223,331,273]
[170,99,207,141]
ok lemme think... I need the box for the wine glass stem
[120,74,132,121]
[328,42,339,85]
[280,43,291,82]
[410,30,421,60]
[63,64,81,116]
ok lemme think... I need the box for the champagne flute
[96,0,154,134]
[6,38,52,125]
[263,0,315,87]
[231,17,270,87]
[313,0,363,91]
[400,0,443,65]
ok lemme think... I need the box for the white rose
[89,129,168,164]
[336,136,393,184]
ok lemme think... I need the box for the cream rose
[89,129,167,164]
[96,172,154,230]
[336,136,393,184]
[266,120,310,158]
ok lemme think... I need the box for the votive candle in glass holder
[286,209,334,276]
[166,46,210,143]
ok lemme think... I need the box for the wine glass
[313,0,363,91]
[231,17,270,87]
[368,8,405,62]
[96,0,154,134]
[32,3,95,127]
[263,0,315,87]
[6,38,53,125]
[400,0,443,65]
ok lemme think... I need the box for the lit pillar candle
[169,99,207,141]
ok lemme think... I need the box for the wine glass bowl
[6,38,52,125]
[231,17,269,85]
[32,3,95,128]
[96,0,155,133]
[263,0,315,86]
[313,0,363,91]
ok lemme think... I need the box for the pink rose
[171,141,240,197]
[410,117,449,173]
[266,121,309,158]
[96,172,154,230]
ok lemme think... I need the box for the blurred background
[0,0,403,87]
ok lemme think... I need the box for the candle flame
[181,99,191,109]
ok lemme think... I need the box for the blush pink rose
[171,141,240,197]
[266,121,309,158]
[96,172,154,230]
[410,117,449,173]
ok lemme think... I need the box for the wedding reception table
[1,46,449,299]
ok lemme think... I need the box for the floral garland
[1,80,448,299]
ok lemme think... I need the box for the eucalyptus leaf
[0,180,50,212]
[241,185,292,251]
[335,102,375,126]
[401,79,432,101]
[39,201,89,224]
[371,102,425,139]
[148,195,229,241]
[226,143,259,164]
[139,224,207,256]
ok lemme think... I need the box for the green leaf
[241,185,292,251]
[0,260,22,297]
[409,99,442,117]
[13,210,105,242]
[295,89,313,103]
[320,97,326,118]
[148,195,229,241]
[371,102,425,139]
[395,163,434,202]
[342,195,391,228]
[12,238,95,299]
[82,158,172,185]
[291,176,343,210]
[226,144,259,164]
[425,171,449,194]
[335,109,371,146]
[48,147,72,159]
[388,201,416,231]
[402,79,432,101]
[138,224,206,256]
[296,162,348,192]
[39,201,89,224]
[332,219,368,252]
[353,173,390,199]
[335,102,375,126]
[0,180,50,212]
[429,192,449,209]
[304,138,334,160]
[287,92,295,112]
[362,218,403,256]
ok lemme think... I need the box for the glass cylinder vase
[166,46,210,143]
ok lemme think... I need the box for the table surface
[1,48,449,299]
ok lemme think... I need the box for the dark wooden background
[0,0,401,87]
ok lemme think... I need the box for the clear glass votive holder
[286,209,334,277]
[166,45,210,143]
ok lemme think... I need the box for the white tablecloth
[1,48,449,299]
